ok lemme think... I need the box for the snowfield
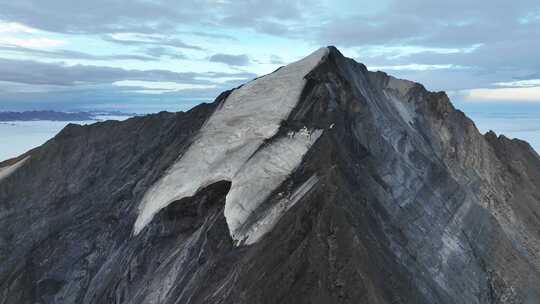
[226,130,322,244]
[0,156,29,183]
[134,47,329,244]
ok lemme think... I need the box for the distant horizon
[1,99,539,163]
[2,99,540,115]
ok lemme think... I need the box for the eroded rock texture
[1,47,539,304]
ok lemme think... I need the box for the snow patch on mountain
[0,156,28,183]
[239,174,320,245]
[226,131,322,244]
[133,47,329,238]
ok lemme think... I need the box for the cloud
[0,1,187,34]
[0,45,158,61]
[0,21,38,33]
[0,58,257,112]
[318,0,540,47]
[104,33,203,50]
[0,82,224,113]
[0,37,64,48]
[143,47,187,60]
[368,64,467,71]
[495,79,540,88]
[0,57,256,86]
[0,43,191,62]
[0,0,312,36]
[464,87,540,102]
[113,80,217,94]
[0,0,539,109]
[269,55,285,65]
[209,53,250,66]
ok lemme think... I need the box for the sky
[0,0,539,113]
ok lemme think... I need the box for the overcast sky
[0,0,539,113]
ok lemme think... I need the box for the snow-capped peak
[133,47,329,243]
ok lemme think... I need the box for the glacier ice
[238,174,320,245]
[133,47,329,242]
[0,156,28,183]
[226,131,322,244]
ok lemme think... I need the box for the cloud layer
[0,0,539,111]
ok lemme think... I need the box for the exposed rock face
[1,47,539,304]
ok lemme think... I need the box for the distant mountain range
[0,110,135,121]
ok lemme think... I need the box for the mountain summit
[1,47,540,304]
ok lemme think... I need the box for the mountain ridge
[1,46,539,304]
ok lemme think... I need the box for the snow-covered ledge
[0,156,29,183]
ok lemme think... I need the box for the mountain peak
[133,46,329,243]
[1,47,540,303]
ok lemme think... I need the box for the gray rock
[1,47,539,304]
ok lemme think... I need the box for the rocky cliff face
[1,47,539,304]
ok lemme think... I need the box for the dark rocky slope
[1,47,539,304]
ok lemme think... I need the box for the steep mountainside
[1,47,539,304]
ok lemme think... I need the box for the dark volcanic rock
[1,47,539,304]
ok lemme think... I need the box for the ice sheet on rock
[134,47,329,235]
[239,174,320,245]
[0,156,28,183]
[226,130,322,244]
